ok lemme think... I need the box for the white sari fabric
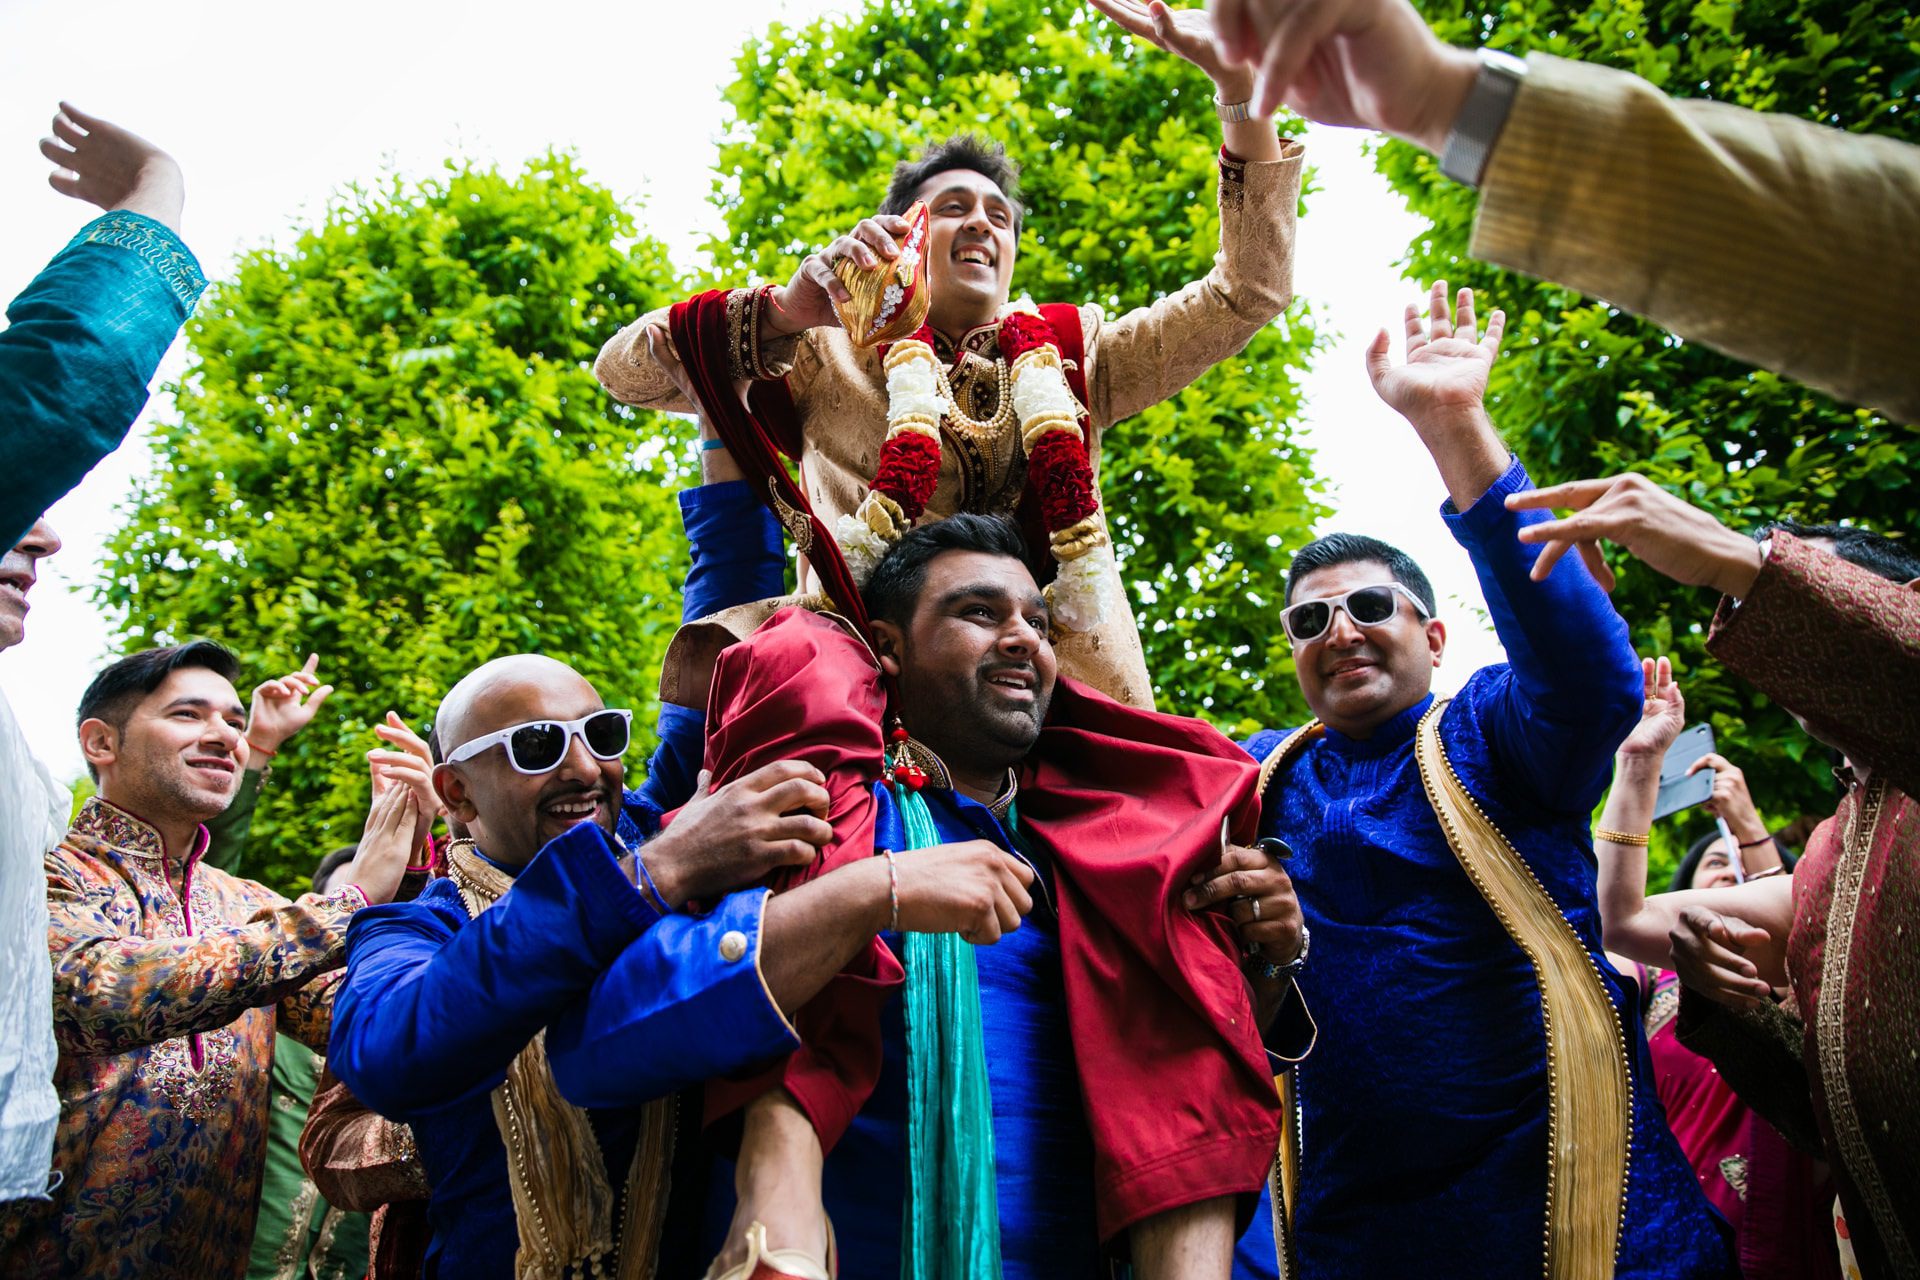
[0,689,67,1200]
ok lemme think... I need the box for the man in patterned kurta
[1508,479,1920,1280]
[0,641,418,1280]
[594,1,1303,711]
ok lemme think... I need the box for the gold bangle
[1594,829,1650,847]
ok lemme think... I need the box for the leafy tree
[707,0,1328,731]
[1377,0,1920,879]
[99,155,696,891]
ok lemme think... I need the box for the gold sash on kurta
[1254,705,1633,1279]
[447,841,676,1280]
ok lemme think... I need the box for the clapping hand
[368,711,443,864]
[39,103,187,233]
[246,654,335,760]
[340,780,420,906]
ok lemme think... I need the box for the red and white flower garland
[833,306,1114,631]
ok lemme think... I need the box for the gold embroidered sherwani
[0,799,364,1280]
[1475,53,1920,424]
[596,142,1305,709]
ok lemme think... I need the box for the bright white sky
[0,0,1503,779]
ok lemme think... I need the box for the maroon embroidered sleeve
[1708,531,1920,797]
[47,852,363,1056]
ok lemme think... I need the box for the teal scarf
[893,780,1004,1279]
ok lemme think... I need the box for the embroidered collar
[67,795,209,865]
[931,318,1004,365]
[1321,692,1436,760]
[899,736,1018,820]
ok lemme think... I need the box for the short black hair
[1283,532,1437,617]
[1759,520,1920,585]
[864,514,1036,627]
[313,845,358,895]
[76,640,243,780]
[881,134,1025,233]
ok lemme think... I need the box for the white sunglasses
[445,709,633,775]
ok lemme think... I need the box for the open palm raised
[1365,280,1504,421]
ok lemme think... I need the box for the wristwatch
[1439,48,1528,188]
[1257,922,1310,983]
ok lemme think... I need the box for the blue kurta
[2,211,206,543]
[691,780,1285,1280]
[1245,460,1733,1278]
[330,482,797,1280]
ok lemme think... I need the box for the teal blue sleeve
[1,211,206,543]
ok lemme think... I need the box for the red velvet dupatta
[665,289,1280,1241]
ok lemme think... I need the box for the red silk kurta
[692,607,1278,1241]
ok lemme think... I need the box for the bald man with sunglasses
[327,462,1029,1280]
[1230,284,1735,1278]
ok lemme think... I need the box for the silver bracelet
[1214,96,1254,123]
[1257,922,1311,983]
[882,850,900,933]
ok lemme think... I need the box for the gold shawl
[447,840,676,1280]
[1255,709,1633,1279]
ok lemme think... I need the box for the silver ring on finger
[1250,897,1261,921]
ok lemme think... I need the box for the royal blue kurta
[687,779,1287,1279]
[330,482,797,1280]
[2,211,206,543]
[1244,459,1733,1278]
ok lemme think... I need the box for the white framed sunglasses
[1280,583,1431,646]
[445,709,633,775]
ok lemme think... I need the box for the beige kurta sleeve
[1474,53,1920,424]
[1080,139,1304,433]
[593,290,814,414]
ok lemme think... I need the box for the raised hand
[767,215,913,337]
[1687,752,1766,843]
[1365,281,1504,424]
[641,760,835,908]
[1205,0,1479,144]
[369,711,443,861]
[1504,472,1767,595]
[1089,0,1256,99]
[1616,657,1686,763]
[39,103,187,233]
[246,654,335,759]
[340,780,420,905]
[892,839,1037,943]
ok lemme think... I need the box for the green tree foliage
[1378,0,1920,876]
[708,0,1327,730]
[99,155,695,890]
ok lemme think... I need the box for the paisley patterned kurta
[0,798,364,1280]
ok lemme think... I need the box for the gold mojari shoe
[831,200,931,348]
